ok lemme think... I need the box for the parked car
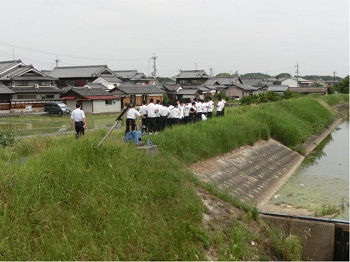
[44,102,71,114]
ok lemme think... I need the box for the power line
[0,41,149,62]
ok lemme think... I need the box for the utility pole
[295,62,299,87]
[150,53,157,84]
[55,57,61,68]
[333,71,336,86]
[209,66,213,77]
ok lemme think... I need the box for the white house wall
[92,100,121,113]
[281,79,298,87]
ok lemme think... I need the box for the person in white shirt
[139,100,148,132]
[169,102,181,126]
[183,102,191,124]
[159,102,169,131]
[189,101,197,123]
[222,98,226,116]
[201,100,208,117]
[216,98,224,117]
[155,99,161,131]
[70,103,87,138]
[178,100,185,124]
[146,98,157,133]
[125,103,145,134]
[196,98,202,121]
[206,97,214,118]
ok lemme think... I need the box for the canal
[269,120,349,221]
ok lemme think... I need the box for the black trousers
[75,121,85,137]
[126,118,136,134]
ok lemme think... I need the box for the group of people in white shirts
[125,97,226,134]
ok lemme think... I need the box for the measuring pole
[97,106,129,147]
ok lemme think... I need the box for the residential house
[47,65,117,88]
[110,84,165,106]
[61,86,122,113]
[281,77,311,87]
[0,60,60,110]
[203,77,238,95]
[289,87,328,95]
[266,85,289,94]
[226,84,258,99]
[173,70,210,86]
[176,87,202,101]
[161,83,181,101]
[92,75,122,90]
[0,85,15,110]
[113,70,153,85]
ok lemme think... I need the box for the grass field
[0,94,347,260]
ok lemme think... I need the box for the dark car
[44,102,71,114]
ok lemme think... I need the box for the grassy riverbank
[0,94,347,260]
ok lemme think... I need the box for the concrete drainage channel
[261,212,349,261]
[190,118,349,261]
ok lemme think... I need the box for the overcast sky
[1,0,349,77]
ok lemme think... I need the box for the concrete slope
[190,139,304,207]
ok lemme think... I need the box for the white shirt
[217,101,224,111]
[139,104,147,115]
[126,108,141,119]
[147,102,156,118]
[71,108,85,122]
[160,105,170,117]
[196,101,202,113]
[207,100,214,112]
[169,107,181,119]
[202,102,208,113]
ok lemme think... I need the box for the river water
[270,121,349,221]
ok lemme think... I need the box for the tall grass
[0,133,206,260]
[151,96,338,162]
[0,95,346,260]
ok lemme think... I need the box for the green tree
[334,76,349,94]
[240,72,271,78]
[275,73,292,79]
[216,72,235,77]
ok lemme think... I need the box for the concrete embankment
[190,117,344,211]
[190,117,348,261]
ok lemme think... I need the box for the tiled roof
[173,70,209,79]
[233,84,258,91]
[115,84,165,95]
[177,88,201,95]
[267,85,289,92]
[0,60,24,75]
[11,86,61,93]
[47,65,114,78]
[289,87,328,93]
[113,70,138,79]
[70,86,115,97]
[97,75,122,83]
[0,85,15,94]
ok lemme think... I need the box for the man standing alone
[70,103,87,138]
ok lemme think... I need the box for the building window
[105,100,113,105]
[130,95,136,104]
[18,82,28,86]
[17,94,36,99]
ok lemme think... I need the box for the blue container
[132,130,142,144]
[125,130,142,144]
